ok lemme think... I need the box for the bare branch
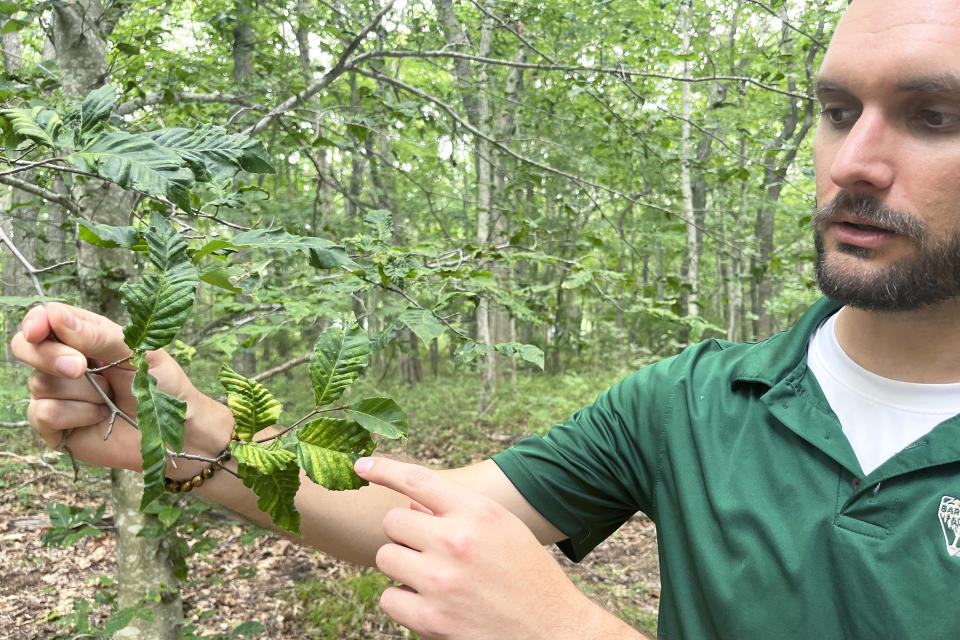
[743,0,824,47]
[116,91,254,116]
[349,49,814,101]
[243,1,397,136]
[0,174,82,215]
[0,158,67,177]
[353,67,748,254]
[250,354,311,383]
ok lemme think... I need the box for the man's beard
[813,191,960,312]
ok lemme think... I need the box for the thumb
[45,302,133,365]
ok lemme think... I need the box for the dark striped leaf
[296,417,374,490]
[68,131,195,211]
[218,365,282,441]
[0,106,61,148]
[231,439,296,475]
[121,214,198,351]
[239,460,301,535]
[132,353,186,510]
[146,125,274,181]
[80,85,116,135]
[309,325,370,407]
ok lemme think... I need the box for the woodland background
[0,0,844,638]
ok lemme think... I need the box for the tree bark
[52,3,183,637]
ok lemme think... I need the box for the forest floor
[1,432,661,639]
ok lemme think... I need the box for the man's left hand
[354,457,645,640]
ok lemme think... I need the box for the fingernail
[354,457,374,474]
[55,355,86,378]
[62,309,81,332]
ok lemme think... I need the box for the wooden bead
[202,467,215,479]
[190,474,204,488]
[181,479,194,493]
[164,478,181,493]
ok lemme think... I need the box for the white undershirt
[806,312,960,476]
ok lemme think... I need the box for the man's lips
[828,214,898,249]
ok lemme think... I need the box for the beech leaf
[309,325,370,407]
[296,417,375,490]
[344,397,408,440]
[132,353,186,510]
[121,214,198,351]
[219,365,282,441]
[240,460,301,535]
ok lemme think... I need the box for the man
[12,0,960,637]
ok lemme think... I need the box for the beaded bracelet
[164,430,240,494]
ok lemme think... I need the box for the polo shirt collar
[730,296,843,389]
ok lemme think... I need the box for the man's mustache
[813,191,926,244]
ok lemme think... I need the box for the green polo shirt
[493,297,960,639]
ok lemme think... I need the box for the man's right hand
[10,302,232,478]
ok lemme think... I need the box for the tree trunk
[112,471,181,640]
[232,0,254,84]
[52,3,183,637]
[680,2,698,321]
[1,26,29,361]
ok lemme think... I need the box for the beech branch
[0,174,83,216]
[348,49,814,101]
[352,67,745,254]
[116,92,254,116]
[243,0,397,136]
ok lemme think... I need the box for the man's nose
[828,108,895,194]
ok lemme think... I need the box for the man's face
[812,0,960,311]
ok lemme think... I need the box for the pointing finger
[355,458,467,516]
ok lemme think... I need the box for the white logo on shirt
[939,496,960,557]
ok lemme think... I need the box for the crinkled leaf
[309,325,370,407]
[132,353,186,510]
[493,342,545,370]
[398,308,445,345]
[145,125,274,182]
[218,365,282,441]
[229,230,355,269]
[68,131,195,211]
[76,219,142,249]
[230,439,296,475]
[239,460,301,535]
[80,85,116,135]
[344,397,407,440]
[121,215,198,351]
[296,417,374,490]
[0,106,61,148]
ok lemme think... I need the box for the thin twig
[254,408,328,444]
[0,451,66,474]
[0,157,66,176]
[250,354,311,383]
[350,268,472,341]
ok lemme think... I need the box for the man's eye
[820,106,858,126]
[917,109,960,129]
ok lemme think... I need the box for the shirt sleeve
[492,366,664,561]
